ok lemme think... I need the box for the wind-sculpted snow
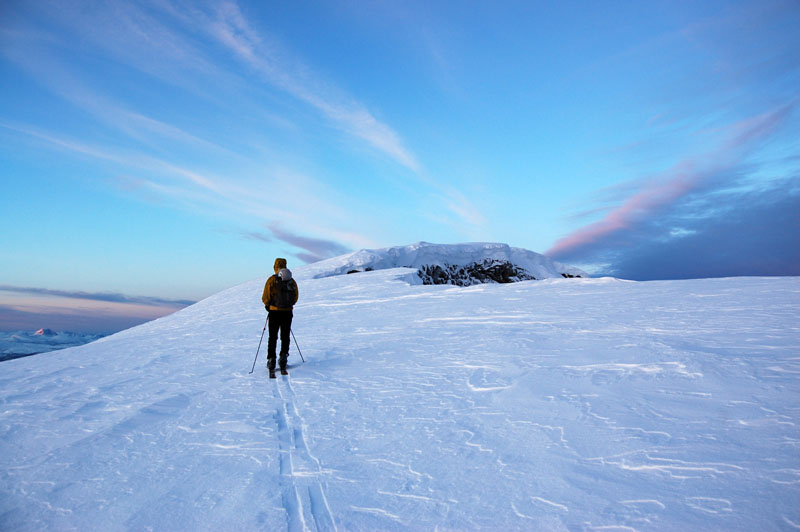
[1,269,798,531]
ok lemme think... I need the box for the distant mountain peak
[1,330,104,362]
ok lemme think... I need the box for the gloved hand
[265,304,269,312]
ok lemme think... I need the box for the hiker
[261,258,299,377]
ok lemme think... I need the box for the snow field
[1,268,799,531]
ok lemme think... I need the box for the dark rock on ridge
[418,259,537,286]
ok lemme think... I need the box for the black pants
[267,310,293,370]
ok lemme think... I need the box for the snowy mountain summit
[302,241,586,285]
[1,253,798,530]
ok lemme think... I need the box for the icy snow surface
[1,268,799,531]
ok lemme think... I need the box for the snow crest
[299,242,587,282]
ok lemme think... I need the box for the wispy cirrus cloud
[547,100,799,279]
[0,120,229,198]
[3,0,485,244]
[2,44,238,158]
[133,0,421,173]
[202,1,420,172]
[240,231,272,244]
[0,285,195,307]
[0,120,331,226]
[152,0,487,235]
[3,116,387,265]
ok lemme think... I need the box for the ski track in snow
[273,374,337,531]
[0,269,798,530]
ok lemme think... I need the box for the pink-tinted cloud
[0,286,193,334]
[608,177,800,280]
[547,102,795,260]
[268,225,351,264]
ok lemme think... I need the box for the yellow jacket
[261,258,299,310]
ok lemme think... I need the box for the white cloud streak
[3,0,487,244]
[157,0,421,172]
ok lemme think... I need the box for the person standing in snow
[261,258,299,377]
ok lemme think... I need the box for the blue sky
[1,0,798,332]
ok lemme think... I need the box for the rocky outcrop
[346,268,373,274]
[417,259,537,286]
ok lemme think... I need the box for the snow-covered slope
[1,266,798,531]
[299,241,587,281]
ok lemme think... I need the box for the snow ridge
[299,242,587,281]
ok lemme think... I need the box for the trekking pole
[290,329,305,363]
[249,315,269,374]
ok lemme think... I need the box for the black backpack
[272,275,296,308]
